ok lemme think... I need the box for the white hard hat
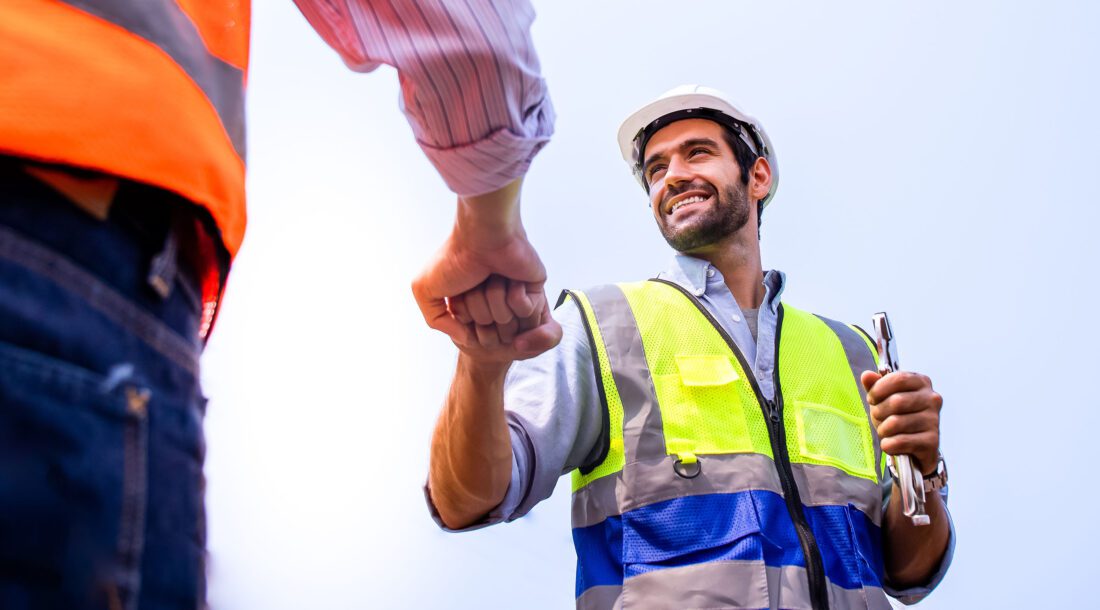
[617,85,779,208]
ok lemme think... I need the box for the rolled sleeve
[294,0,555,196]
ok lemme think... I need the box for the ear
[749,157,772,202]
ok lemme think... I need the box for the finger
[880,431,939,471]
[485,275,514,324]
[427,311,476,347]
[449,294,473,325]
[860,370,881,392]
[866,371,932,405]
[474,323,502,348]
[512,300,563,357]
[505,279,536,319]
[497,318,520,344]
[412,278,475,342]
[464,286,495,326]
[870,389,944,422]
[876,409,939,440]
[516,290,547,333]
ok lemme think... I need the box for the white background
[202,1,1100,608]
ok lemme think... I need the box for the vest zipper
[649,281,830,609]
[769,305,829,610]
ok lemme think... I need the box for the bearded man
[425,85,955,610]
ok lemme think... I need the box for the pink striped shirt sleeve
[292,0,555,197]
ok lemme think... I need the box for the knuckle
[876,418,893,438]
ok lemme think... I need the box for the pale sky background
[201,1,1099,608]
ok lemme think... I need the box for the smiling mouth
[668,194,709,215]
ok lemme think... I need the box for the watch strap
[921,453,948,492]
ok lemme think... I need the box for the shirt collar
[656,254,786,313]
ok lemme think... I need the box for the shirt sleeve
[292,0,555,197]
[425,298,605,531]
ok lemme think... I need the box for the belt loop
[146,211,179,300]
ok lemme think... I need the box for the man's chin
[661,230,719,253]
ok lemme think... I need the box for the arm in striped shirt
[293,0,555,197]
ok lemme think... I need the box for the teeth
[670,195,706,213]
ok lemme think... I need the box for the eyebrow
[642,137,721,175]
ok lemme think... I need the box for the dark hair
[719,124,765,231]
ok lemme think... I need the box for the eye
[689,147,711,158]
[646,163,667,182]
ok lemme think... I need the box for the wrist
[454,178,524,249]
[457,353,512,385]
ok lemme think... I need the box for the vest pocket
[620,493,768,609]
[792,400,876,480]
[654,355,756,458]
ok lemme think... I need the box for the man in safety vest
[427,85,955,609]
[0,1,559,607]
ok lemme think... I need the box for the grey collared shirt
[427,254,953,603]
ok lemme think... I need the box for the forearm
[429,355,514,530]
[882,482,951,588]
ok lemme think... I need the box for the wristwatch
[888,453,949,493]
[921,453,949,493]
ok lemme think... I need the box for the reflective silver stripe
[575,563,891,610]
[576,584,623,610]
[623,560,771,609]
[766,565,893,610]
[62,0,247,158]
[815,314,884,483]
[790,463,882,526]
[586,284,665,464]
[571,454,879,528]
[571,471,620,528]
[572,452,781,528]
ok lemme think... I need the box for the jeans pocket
[0,341,150,610]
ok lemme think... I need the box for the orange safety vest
[0,0,251,259]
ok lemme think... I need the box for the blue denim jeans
[0,166,208,609]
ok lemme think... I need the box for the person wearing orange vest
[0,1,558,607]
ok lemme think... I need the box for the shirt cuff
[883,486,956,604]
[415,100,555,198]
[423,425,532,532]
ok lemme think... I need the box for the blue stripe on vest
[804,503,884,591]
[573,515,624,597]
[573,491,883,597]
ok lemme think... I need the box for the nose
[663,154,693,189]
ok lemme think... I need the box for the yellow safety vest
[565,280,891,610]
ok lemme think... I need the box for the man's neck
[689,233,765,309]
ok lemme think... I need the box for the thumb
[860,369,881,393]
[412,274,473,344]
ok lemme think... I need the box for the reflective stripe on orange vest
[0,0,250,257]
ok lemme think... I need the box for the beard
[657,179,751,252]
